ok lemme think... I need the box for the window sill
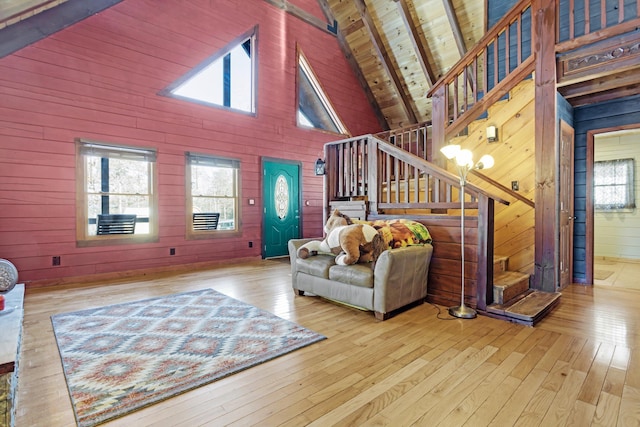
[186,230,241,240]
[76,235,159,248]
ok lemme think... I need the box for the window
[76,140,158,245]
[186,152,240,238]
[162,27,257,114]
[594,158,636,210]
[297,48,348,135]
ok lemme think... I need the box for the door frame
[585,123,640,284]
[261,157,303,258]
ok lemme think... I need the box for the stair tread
[494,270,529,288]
[487,290,561,324]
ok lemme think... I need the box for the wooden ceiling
[1,0,486,131]
[322,0,486,130]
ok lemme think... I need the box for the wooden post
[476,194,494,310]
[430,85,447,167]
[533,0,558,292]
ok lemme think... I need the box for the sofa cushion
[296,255,335,278]
[329,264,374,288]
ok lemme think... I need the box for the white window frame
[594,158,636,211]
[296,47,348,135]
[161,26,258,115]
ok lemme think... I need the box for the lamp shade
[456,149,474,168]
[440,144,461,160]
[477,154,495,169]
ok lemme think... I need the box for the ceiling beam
[317,0,389,130]
[0,0,122,59]
[441,0,467,56]
[393,0,437,87]
[353,0,418,124]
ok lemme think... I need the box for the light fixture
[486,125,498,142]
[440,145,495,319]
[314,158,326,176]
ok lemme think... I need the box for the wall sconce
[486,125,498,143]
[314,158,326,176]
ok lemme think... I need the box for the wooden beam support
[317,0,389,130]
[0,0,122,58]
[441,0,467,55]
[353,0,418,124]
[533,0,558,293]
[393,0,437,86]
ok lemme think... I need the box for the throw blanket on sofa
[353,219,432,249]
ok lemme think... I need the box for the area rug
[51,288,325,427]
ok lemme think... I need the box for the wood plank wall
[448,79,536,274]
[0,0,381,285]
[573,93,640,283]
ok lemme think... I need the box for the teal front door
[263,160,301,258]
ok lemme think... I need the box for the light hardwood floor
[15,259,640,426]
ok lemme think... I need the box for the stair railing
[323,134,508,213]
[428,0,535,145]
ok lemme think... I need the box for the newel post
[532,0,558,292]
[430,85,448,168]
[476,194,494,311]
[367,136,379,216]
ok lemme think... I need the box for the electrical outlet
[170,248,176,255]
[248,241,253,248]
[511,181,519,191]
[52,256,61,266]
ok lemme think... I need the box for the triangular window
[162,27,257,114]
[297,49,348,134]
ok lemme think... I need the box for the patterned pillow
[353,219,432,249]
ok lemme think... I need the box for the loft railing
[556,0,640,52]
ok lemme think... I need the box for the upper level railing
[556,0,640,52]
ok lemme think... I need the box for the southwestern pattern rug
[51,288,326,427]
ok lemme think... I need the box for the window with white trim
[594,158,636,210]
[76,140,158,244]
[297,49,348,134]
[163,27,257,114]
[186,152,240,237]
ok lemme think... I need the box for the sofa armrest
[373,244,434,315]
[288,238,321,276]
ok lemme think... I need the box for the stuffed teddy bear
[297,209,385,265]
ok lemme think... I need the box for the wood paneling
[573,94,640,283]
[0,0,382,285]
[449,78,536,274]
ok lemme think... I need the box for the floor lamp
[440,144,494,319]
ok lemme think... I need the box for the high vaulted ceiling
[1,0,487,131]
[322,0,486,130]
